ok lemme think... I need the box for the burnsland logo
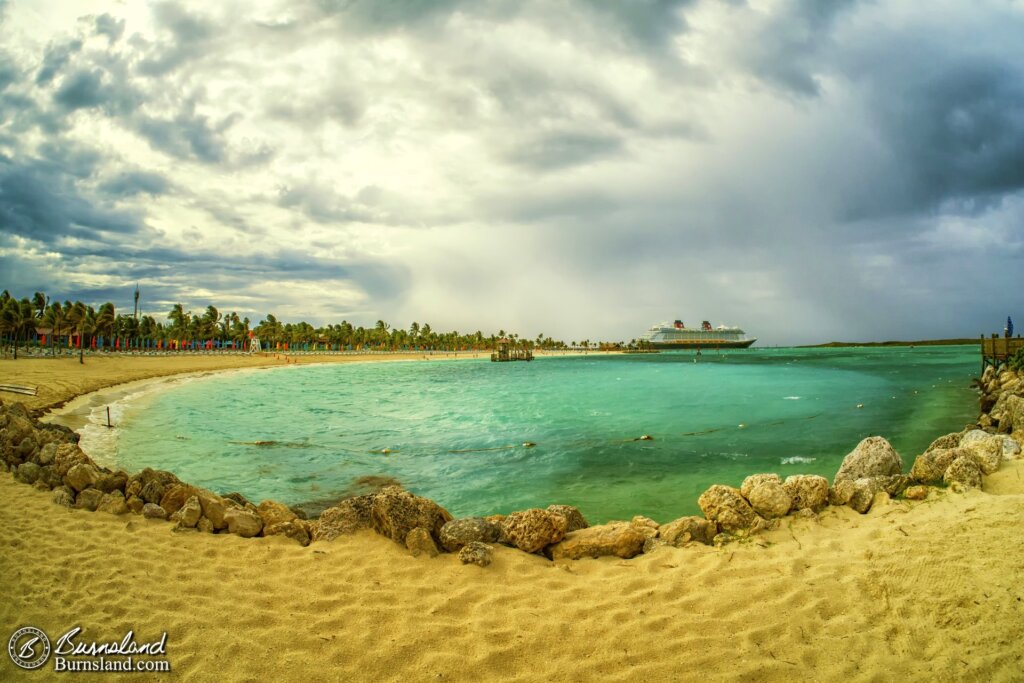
[8,626,171,673]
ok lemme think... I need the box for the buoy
[638,434,653,441]
[522,442,536,448]
[381,448,392,454]
[737,424,746,429]
[856,404,864,409]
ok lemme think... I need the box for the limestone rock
[142,503,168,520]
[224,508,263,538]
[877,474,911,497]
[962,438,1002,475]
[405,526,440,558]
[782,475,830,512]
[834,436,903,483]
[126,495,145,514]
[96,491,129,515]
[904,485,930,500]
[256,500,298,529]
[996,435,1021,460]
[196,517,215,534]
[74,488,105,511]
[369,486,452,546]
[658,516,717,546]
[1003,395,1024,433]
[310,495,375,542]
[829,478,878,514]
[943,456,982,489]
[170,495,202,528]
[195,489,231,530]
[263,520,311,546]
[629,515,660,539]
[910,447,967,483]
[159,484,198,516]
[500,508,568,554]
[546,504,589,532]
[549,522,646,560]
[741,474,792,519]
[95,471,128,494]
[926,432,963,453]
[37,465,63,489]
[51,486,75,507]
[439,517,501,553]
[65,463,101,492]
[458,542,493,567]
[959,429,993,447]
[14,461,41,485]
[53,443,89,477]
[37,442,57,466]
[697,485,757,532]
[643,537,667,554]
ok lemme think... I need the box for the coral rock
[310,495,374,542]
[439,517,501,553]
[224,508,264,538]
[943,456,982,489]
[405,526,440,558]
[370,486,452,546]
[458,542,493,567]
[834,436,903,483]
[549,522,646,561]
[697,485,757,532]
[546,504,589,532]
[658,516,717,546]
[264,520,311,546]
[500,509,568,554]
[782,475,830,512]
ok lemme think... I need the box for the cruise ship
[639,320,756,350]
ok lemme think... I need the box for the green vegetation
[0,289,581,358]
[1009,348,1024,372]
[803,339,979,348]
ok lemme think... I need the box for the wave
[783,396,802,400]
[781,456,817,465]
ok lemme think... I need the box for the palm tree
[168,303,188,335]
[96,302,116,348]
[42,303,67,356]
[68,302,97,364]
[32,291,48,319]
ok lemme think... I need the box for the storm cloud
[0,0,1021,344]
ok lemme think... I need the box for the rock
[546,504,589,532]
[643,537,667,554]
[263,520,311,546]
[834,436,903,483]
[33,480,49,492]
[829,478,878,514]
[904,485,930,500]
[782,475,830,512]
[996,435,1021,460]
[140,480,168,505]
[962,438,1002,475]
[405,526,440,557]
[14,461,41,485]
[1003,395,1024,433]
[959,429,993,447]
[369,486,452,546]
[629,515,660,539]
[926,432,963,453]
[196,517,215,533]
[224,508,263,538]
[195,490,231,530]
[910,447,967,483]
[142,503,169,520]
[96,471,128,494]
[53,443,89,477]
[310,495,375,542]
[37,443,57,466]
[439,517,502,552]
[500,508,568,554]
[129,468,181,505]
[549,522,646,560]
[170,495,202,528]
[126,495,145,514]
[96,492,129,515]
[51,486,75,507]
[73,488,105,511]
[943,456,982,489]
[256,500,298,529]
[658,516,717,546]
[159,484,198,516]
[65,463,101,492]
[697,485,757,532]
[223,492,252,507]
[741,474,792,519]
[15,436,37,460]
[37,465,63,489]
[458,541,493,567]
[877,474,911,497]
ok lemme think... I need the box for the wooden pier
[981,334,1023,372]
[491,338,533,362]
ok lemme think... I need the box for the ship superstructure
[639,320,756,350]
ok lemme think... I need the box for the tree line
[0,290,605,362]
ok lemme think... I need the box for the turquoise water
[110,347,979,523]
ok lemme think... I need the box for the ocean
[93,346,979,524]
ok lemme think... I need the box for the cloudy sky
[1,0,1021,345]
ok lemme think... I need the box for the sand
[2,356,1024,681]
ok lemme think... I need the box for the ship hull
[647,338,757,350]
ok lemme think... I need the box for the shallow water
[102,347,978,523]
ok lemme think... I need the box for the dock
[491,338,533,362]
[981,334,1023,372]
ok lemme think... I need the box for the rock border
[2,367,1021,566]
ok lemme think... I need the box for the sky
[0,0,1022,346]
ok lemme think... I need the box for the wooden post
[106,406,111,428]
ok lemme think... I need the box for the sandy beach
[2,356,1023,681]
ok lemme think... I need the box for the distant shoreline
[799,338,979,348]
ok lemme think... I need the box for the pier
[491,338,533,362]
[981,333,1023,372]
